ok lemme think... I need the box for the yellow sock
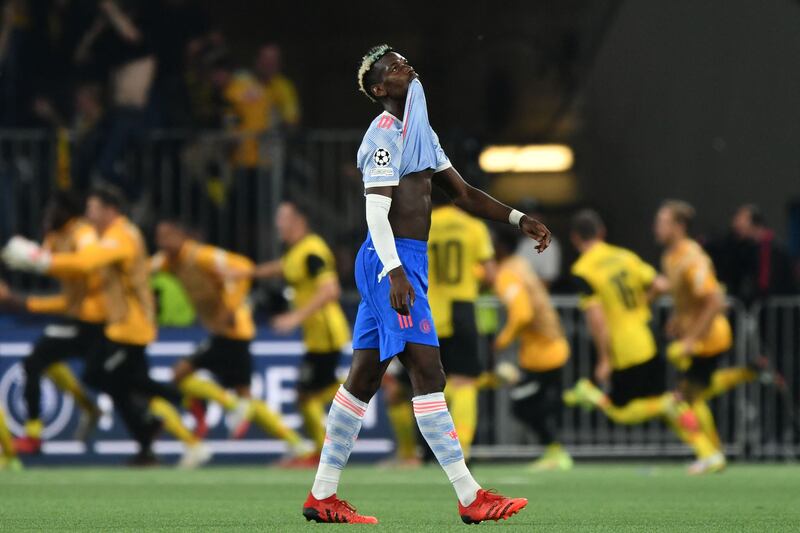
[604,395,669,424]
[387,402,417,460]
[178,375,237,410]
[25,419,43,439]
[45,363,96,414]
[148,397,198,445]
[300,397,326,452]
[666,414,718,459]
[692,400,722,450]
[300,381,341,450]
[703,367,756,401]
[250,401,303,446]
[0,408,17,458]
[444,383,478,458]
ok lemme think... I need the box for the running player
[3,185,210,467]
[241,201,350,464]
[303,45,549,524]
[492,226,572,471]
[654,200,755,453]
[0,192,101,454]
[152,220,311,459]
[0,407,21,470]
[381,187,496,465]
[563,210,724,474]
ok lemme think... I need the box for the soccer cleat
[188,399,209,439]
[0,456,23,471]
[178,443,213,469]
[228,400,252,439]
[749,356,786,389]
[563,378,606,410]
[128,449,159,467]
[376,456,422,469]
[495,362,522,386]
[529,445,573,472]
[687,452,726,475]
[13,436,42,455]
[458,489,528,524]
[73,407,102,443]
[302,493,379,524]
[277,452,320,469]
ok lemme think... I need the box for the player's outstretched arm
[432,167,551,252]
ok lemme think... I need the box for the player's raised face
[155,222,185,255]
[370,52,417,101]
[85,196,110,230]
[276,202,301,243]
[654,207,678,245]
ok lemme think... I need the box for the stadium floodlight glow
[478,144,574,173]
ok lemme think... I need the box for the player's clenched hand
[519,216,551,253]
[388,267,415,316]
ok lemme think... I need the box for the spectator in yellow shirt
[254,44,300,132]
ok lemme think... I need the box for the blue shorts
[352,235,439,361]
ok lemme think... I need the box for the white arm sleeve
[365,194,402,281]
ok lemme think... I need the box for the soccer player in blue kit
[302,45,551,525]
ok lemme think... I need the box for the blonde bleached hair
[358,44,393,103]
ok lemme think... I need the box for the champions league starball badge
[373,148,391,167]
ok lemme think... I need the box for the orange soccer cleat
[14,436,42,455]
[302,492,379,524]
[458,489,528,524]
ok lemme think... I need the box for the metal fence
[1,128,798,460]
[472,296,799,461]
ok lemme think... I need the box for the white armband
[365,194,402,281]
[509,209,524,227]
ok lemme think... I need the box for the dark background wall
[204,0,800,262]
[582,0,800,261]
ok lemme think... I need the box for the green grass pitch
[0,463,798,531]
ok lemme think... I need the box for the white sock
[443,459,482,507]
[310,386,367,500]
[413,392,481,506]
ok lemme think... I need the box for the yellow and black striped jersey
[282,234,350,353]
[427,206,494,338]
[571,242,657,370]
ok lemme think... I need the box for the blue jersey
[357,78,451,188]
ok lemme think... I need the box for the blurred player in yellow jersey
[239,201,350,464]
[563,210,724,474]
[492,226,571,471]
[381,189,497,465]
[654,201,756,454]
[152,221,311,460]
[0,192,101,456]
[3,185,209,467]
[0,406,20,470]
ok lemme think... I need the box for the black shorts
[189,336,253,388]
[29,320,105,368]
[298,351,341,393]
[439,302,482,378]
[684,355,720,388]
[84,339,152,395]
[609,356,667,407]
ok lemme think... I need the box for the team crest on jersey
[373,148,391,167]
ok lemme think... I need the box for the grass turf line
[0,464,798,532]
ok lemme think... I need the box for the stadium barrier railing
[0,128,797,461]
[471,295,798,461]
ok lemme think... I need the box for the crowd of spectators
[0,0,300,199]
